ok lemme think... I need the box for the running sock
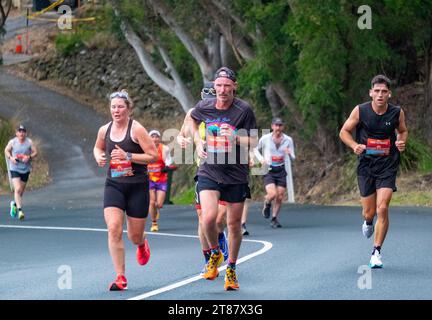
[372,246,381,254]
[366,220,373,225]
[18,208,22,211]
[203,249,211,262]
[210,246,220,255]
[218,232,225,241]
[228,260,236,270]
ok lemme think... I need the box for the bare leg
[226,202,245,262]
[374,188,393,247]
[104,207,125,276]
[272,186,286,219]
[126,216,147,246]
[361,193,377,223]
[200,190,220,248]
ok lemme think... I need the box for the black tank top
[105,119,148,183]
[355,102,401,177]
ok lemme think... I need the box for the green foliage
[55,32,85,56]
[55,3,125,56]
[171,185,195,205]
[400,136,432,173]
[0,119,13,176]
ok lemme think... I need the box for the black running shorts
[263,166,287,188]
[10,170,30,182]
[197,176,250,203]
[104,179,150,218]
[357,174,397,198]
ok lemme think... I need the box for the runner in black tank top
[94,90,157,291]
[340,75,408,269]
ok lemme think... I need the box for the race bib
[147,163,163,173]
[110,160,134,178]
[366,138,390,156]
[271,155,284,166]
[207,136,233,153]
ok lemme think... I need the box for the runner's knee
[127,233,143,245]
[377,202,389,214]
[107,227,123,242]
[362,208,375,221]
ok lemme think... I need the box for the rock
[36,70,48,81]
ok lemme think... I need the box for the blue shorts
[149,180,168,192]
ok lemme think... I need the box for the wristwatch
[126,152,132,161]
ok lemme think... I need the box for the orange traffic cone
[15,35,23,54]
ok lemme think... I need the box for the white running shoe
[362,221,374,238]
[369,250,383,268]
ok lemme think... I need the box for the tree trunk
[115,9,194,113]
[424,37,432,144]
[265,85,282,118]
[147,0,215,82]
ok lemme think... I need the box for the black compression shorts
[104,179,150,218]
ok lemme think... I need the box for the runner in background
[241,150,255,236]
[147,129,173,232]
[254,117,295,228]
[4,124,38,220]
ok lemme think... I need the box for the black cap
[214,67,236,82]
[17,124,26,132]
[272,117,284,125]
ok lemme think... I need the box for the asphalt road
[1,71,432,300]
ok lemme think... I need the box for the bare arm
[395,109,408,152]
[339,106,366,155]
[22,139,37,163]
[163,144,173,166]
[192,118,207,159]
[4,140,17,165]
[121,121,158,164]
[93,125,108,167]
[177,108,194,148]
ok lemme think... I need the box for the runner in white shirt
[254,117,295,228]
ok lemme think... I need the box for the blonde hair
[109,89,134,109]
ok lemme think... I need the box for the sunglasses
[110,91,129,100]
[201,88,216,96]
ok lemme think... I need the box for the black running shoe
[270,218,282,228]
[242,224,249,236]
[262,202,271,219]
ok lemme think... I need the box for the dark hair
[371,75,391,89]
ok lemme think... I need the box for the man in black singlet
[339,75,408,268]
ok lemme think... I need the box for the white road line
[128,239,273,300]
[0,224,197,237]
[0,224,273,300]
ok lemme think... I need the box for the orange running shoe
[202,251,223,280]
[109,275,128,291]
[136,238,151,265]
[150,222,159,232]
[224,267,239,291]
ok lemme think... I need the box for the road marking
[128,239,273,300]
[0,224,273,300]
